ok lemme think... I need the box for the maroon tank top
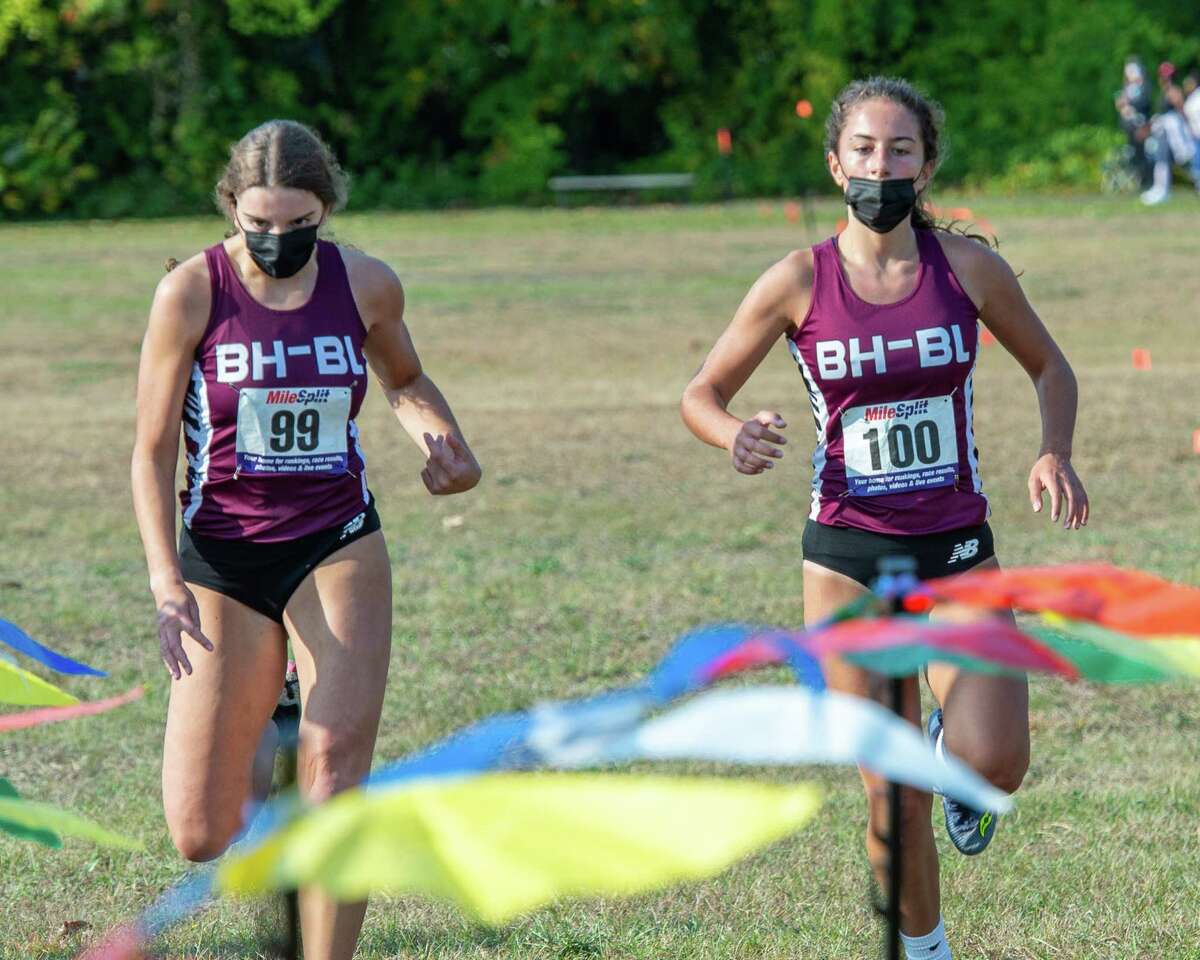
[179,240,370,542]
[787,229,988,535]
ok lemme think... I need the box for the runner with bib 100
[680,77,1088,960]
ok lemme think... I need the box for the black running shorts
[801,519,995,588]
[179,498,382,622]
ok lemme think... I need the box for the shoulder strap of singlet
[806,236,840,315]
[198,244,231,338]
[203,241,252,312]
[915,227,979,308]
[202,243,227,299]
[314,237,350,297]
[315,240,367,334]
[315,239,349,290]
[915,227,952,271]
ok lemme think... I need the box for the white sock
[901,916,952,960]
[1153,159,1171,193]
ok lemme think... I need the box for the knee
[971,747,1029,795]
[953,739,1029,795]
[166,812,240,863]
[301,729,375,804]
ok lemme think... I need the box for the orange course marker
[1132,348,1152,370]
[795,99,814,119]
[980,328,997,346]
[716,128,732,155]
[1193,429,1200,455]
[784,201,800,223]
[835,217,848,233]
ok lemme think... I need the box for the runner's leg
[804,560,940,937]
[925,556,1029,795]
[162,585,288,861]
[284,529,392,960]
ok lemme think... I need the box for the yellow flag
[219,772,821,924]
[0,658,78,707]
[1146,638,1200,678]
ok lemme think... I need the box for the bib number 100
[270,409,320,453]
[862,420,941,471]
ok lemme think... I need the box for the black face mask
[843,177,918,233]
[237,215,321,278]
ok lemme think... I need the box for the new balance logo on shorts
[947,538,979,564]
[340,511,366,540]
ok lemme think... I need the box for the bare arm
[943,235,1089,528]
[131,258,214,677]
[349,254,482,495]
[680,252,811,474]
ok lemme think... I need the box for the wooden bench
[548,173,694,203]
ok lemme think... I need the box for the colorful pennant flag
[0,657,78,707]
[0,686,143,733]
[545,686,1012,814]
[1027,614,1200,683]
[0,619,106,676]
[919,564,1200,636]
[0,796,141,850]
[0,777,61,848]
[807,617,1078,679]
[218,773,821,924]
[647,623,824,698]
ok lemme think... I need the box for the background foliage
[2,0,1199,217]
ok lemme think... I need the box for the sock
[901,916,952,960]
[1153,159,1171,194]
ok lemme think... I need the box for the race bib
[235,387,351,475]
[841,395,958,497]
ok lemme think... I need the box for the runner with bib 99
[681,77,1088,960]
[131,120,481,960]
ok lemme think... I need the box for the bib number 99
[270,409,321,453]
[236,386,351,475]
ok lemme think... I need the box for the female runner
[132,120,481,960]
[680,77,1088,959]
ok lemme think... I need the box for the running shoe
[927,707,997,856]
[271,660,301,733]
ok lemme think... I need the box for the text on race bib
[840,395,958,497]
[236,387,351,475]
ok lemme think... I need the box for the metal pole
[281,729,300,960]
[272,679,302,960]
[871,556,916,960]
[886,677,904,960]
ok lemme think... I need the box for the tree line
[1,0,1197,218]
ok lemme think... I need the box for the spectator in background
[1114,58,1153,190]
[1183,69,1200,187]
[1140,61,1197,204]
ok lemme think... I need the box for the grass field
[1,196,1198,959]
